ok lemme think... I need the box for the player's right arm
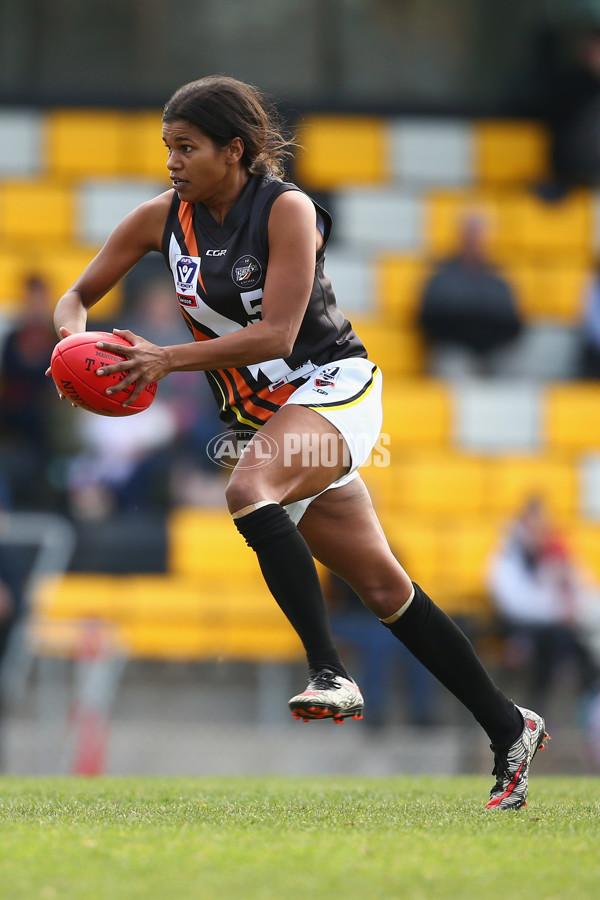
[53,190,173,338]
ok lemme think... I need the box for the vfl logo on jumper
[232,255,262,289]
[315,366,340,389]
[174,255,201,306]
[206,430,278,469]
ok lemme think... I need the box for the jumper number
[240,287,294,385]
[241,289,263,324]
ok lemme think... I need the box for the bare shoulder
[269,188,316,231]
[271,188,315,216]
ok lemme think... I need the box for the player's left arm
[52,192,172,339]
[97,190,319,405]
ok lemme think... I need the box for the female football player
[49,75,547,808]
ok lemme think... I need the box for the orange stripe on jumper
[186,323,236,411]
[177,201,207,294]
[187,321,211,343]
[254,380,297,409]
[227,370,298,423]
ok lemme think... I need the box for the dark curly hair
[163,75,296,177]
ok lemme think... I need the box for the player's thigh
[298,475,413,615]
[226,404,350,510]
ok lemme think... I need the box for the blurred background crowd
[2,0,600,775]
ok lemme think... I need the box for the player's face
[162,119,234,204]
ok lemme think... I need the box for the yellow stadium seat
[424,189,513,258]
[129,575,280,628]
[31,572,301,663]
[50,249,123,321]
[121,619,302,662]
[506,190,593,261]
[168,507,260,579]
[121,111,170,181]
[569,522,600,582]
[544,384,600,452]
[0,179,74,241]
[379,513,496,616]
[0,245,121,318]
[437,518,498,611]
[295,116,388,189]
[360,457,397,511]
[225,621,302,662]
[45,109,125,177]
[375,254,429,324]
[217,580,286,622]
[126,575,208,624]
[42,246,123,319]
[427,186,591,263]
[392,452,487,516]
[392,330,426,376]
[219,572,304,661]
[503,263,535,319]
[505,262,589,321]
[121,622,222,660]
[350,319,425,377]
[485,455,577,518]
[0,252,25,310]
[475,121,550,186]
[534,263,589,321]
[381,379,452,449]
[124,576,301,661]
[30,570,303,664]
[34,574,125,622]
[381,515,442,590]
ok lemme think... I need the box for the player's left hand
[95,328,170,406]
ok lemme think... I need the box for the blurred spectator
[577,260,600,378]
[0,571,15,673]
[536,22,600,191]
[125,278,224,469]
[588,691,600,769]
[0,275,62,509]
[324,571,439,729]
[0,545,22,768]
[417,211,523,378]
[66,402,180,519]
[65,278,224,519]
[487,496,600,716]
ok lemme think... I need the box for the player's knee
[225,471,270,514]
[358,578,414,619]
[225,476,251,513]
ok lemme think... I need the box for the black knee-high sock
[234,504,348,678]
[384,583,522,746]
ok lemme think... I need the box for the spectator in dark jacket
[578,260,600,378]
[418,211,523,378]
[0,275,60,508]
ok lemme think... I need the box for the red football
[50,331,158,417]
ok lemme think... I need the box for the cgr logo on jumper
[232,255,262,289]
[315,366,340,389]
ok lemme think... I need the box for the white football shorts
[281,356,383,524]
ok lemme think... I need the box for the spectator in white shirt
[488,496,599,713]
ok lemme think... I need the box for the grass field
[0,775,598,899]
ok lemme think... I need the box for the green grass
[0,776,598,899]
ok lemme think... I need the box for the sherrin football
[50,331,158,417]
